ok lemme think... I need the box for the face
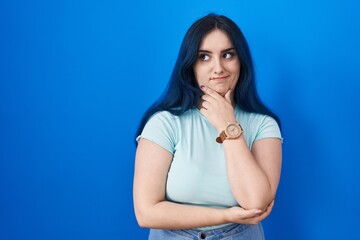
[193,29,240,97]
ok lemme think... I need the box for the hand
[199,85,237,132]
[225,200,275,225]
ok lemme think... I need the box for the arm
[133,138,273,229]
[224,137,282,210]
[199,86,282,210]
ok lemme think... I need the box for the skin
[197,29,282,210]
[193,28,240,98]
[133,28,282,229]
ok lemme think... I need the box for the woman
[133,13,282,240]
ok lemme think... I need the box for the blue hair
[136,13,281,139]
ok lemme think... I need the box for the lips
[211,76,229,80]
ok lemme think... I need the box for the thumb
[225,89,232,102]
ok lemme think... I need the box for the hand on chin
[211,85,228,96]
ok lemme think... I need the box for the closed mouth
[211,76,229,80]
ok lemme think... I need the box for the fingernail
[200,85,205,89]
[255,210,262,214]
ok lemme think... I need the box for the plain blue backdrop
[1,0,360,239]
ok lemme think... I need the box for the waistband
[169,223,257,239]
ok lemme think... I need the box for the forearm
[224,136,274,210]
[198,85,280,210]
[135,200,228,229]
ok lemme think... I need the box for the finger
[243,209,269,224]
[257,208,271,222]
[201,94,216,104]
[239,208,263,220]
[200,100,211,110]
[255,200,275,221]
[262,199,274,212]
[200,85,221,99]
[224,89,232,103]
[264,200,275,213]
[199,107,210,119]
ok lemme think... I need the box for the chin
[214,87,227,96]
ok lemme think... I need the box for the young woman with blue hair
[133,13,282,240]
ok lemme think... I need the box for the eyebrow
[198,47,235,54]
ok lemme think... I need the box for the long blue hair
[136,13,280,138]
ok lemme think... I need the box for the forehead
[199,29,233,50]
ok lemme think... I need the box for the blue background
[1,0,360,239]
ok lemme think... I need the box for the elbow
[135,210,149,228]
[241,202,269,212]
[134,207,154,228]
[239,193,275,211]
[137,219,150,228]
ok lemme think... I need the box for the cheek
[229,61,240,73]
[194,66,207,82]
[230,65,240,86]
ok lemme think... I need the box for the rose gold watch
[216,123,243,143]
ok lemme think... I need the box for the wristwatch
[216,123,243,143]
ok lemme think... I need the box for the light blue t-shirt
[138,106,282,209]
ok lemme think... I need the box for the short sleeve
[136,111,176,154]
[254,116,283,142]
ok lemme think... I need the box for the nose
[213,57,224,74]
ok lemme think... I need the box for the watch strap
[216,131,227,143]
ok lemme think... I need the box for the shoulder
[138,111,180,153]
[148,110,176,121]
[143,111,179,134]
[148,108,198,123]
[145,110,183,127]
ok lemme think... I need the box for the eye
[199,54,210,61]
[223,52,235,59]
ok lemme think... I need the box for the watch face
[225,123,242,138]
